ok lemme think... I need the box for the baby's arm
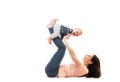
[47,18,60,44]
[47,36,53,44]
[50,24,61,38]
[47,24,61,45]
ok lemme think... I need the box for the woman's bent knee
[45,68,57,77]
[45,65,58,77]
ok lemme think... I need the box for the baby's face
[72,28,82,36]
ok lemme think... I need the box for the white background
[0,0,120,82]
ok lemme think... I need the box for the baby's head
[72,28,82,36]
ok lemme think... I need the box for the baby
[47,18,82,44]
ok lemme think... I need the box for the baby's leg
[47,18,58,28]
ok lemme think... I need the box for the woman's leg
[45,28,66,77]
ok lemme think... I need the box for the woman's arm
[63,35,82,66]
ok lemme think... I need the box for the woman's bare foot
[47,18,58,28]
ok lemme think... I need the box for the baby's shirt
[60,25,73,39]
[50,24,73,40]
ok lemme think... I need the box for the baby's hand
[48,37,52,45]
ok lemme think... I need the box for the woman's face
[83,55,93,65]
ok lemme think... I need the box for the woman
[45,21,101,78]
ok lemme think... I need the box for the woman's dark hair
[85,55,101,78]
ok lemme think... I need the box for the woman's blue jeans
[45,28,66,77]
